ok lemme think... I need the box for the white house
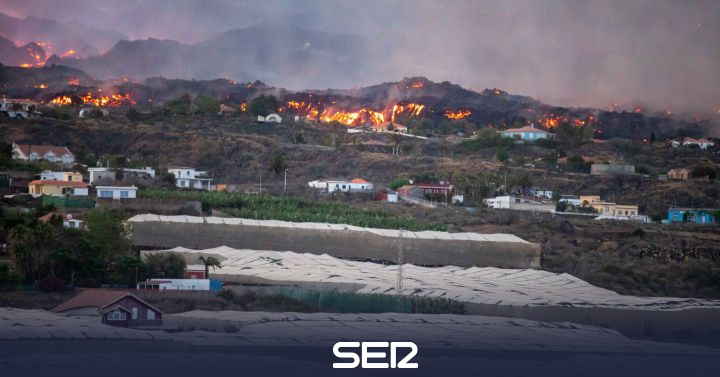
[501,125,555,141]
[88,167,117,185]
[88,166,156,185]
[123,167,156,179]
[257,113,282,123]
[1,98,38,118]
[484,195,555,212]
[531,189,554,200]
[674,137,715,150]
[96,185,138,199]
[12,143,75,164]
[308,178,374,193]
[168,167,213,190]
[40,171,64,181]
[137,278,219,291]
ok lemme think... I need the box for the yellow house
[63,172,83,182]
[579,195,601,205]
[589,201,639,216]
[29,180,88,196]
[613,204,639,216]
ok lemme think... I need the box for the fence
[41,196,96,208]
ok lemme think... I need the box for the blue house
[667,208,719,224]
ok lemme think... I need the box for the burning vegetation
[444,109,472,120]
[282,100,429,126]
[49,92,135,107]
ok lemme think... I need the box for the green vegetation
[139,188,446,231]
[248,94,280,116]
[143,252,186,279]
[690,163,718,180]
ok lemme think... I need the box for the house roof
[351,178,369,183]
[415,183,452,189]
[50,289,163,314]
[396,185,416,191]
[50,290,128,313]
[29,180,88,188]
[683,137,713,144]
[373,121,407,130]
[669,207,720,212]
[361,140,392,146]
[4,98,39,105]
[502,126,552,134]
[667,168,688,173]
[14,144,74,157]
[95,185,138,190]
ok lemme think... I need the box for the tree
[248,95,279,116]
[198,256,222,278]
[690,163,717,180]
[195,95,220,115]
[268,153,288,174]
[165,93,192,115]
[143,253,186,279]
[389,178,410,191]
[387,133,402,155]
[566,155,589,173]
[81,209,133,283]
[581,125,593,143]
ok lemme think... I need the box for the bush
[0,263,21,290]
[37,276,67,293]
[534,138,558,149]
[217,289,237,301]
[690,163,717,179]
[75,278,101,288]
[389,177,410,190]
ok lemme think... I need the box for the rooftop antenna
[395,229,404,313]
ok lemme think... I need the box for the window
[132,307,138,320]
[120,191,129,198]
[180,180,187,187]
[99,190,112,198]
[147,310,155,320]
[107,310,126,320]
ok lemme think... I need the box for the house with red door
[50,290,163,328]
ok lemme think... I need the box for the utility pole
[284,169,288,193]
[259,171,262,194]
[396,229,404,313]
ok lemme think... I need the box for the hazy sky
[2,0,719,114]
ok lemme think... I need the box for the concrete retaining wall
[131,221,541,268]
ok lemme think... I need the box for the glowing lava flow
[284,101,428,126]
[49,93,136,107]
[444,109,471,120]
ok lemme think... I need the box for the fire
[60,49,77,58]
[320,108,385,126]
[19,63,32,68]
[284,100,428,126]
[50,96,72,105]
[444,109,471,120]
[80,92,136,107]
[572,119,586,127]
[390,103,424,122]
[240,102,247,112]
[49,93,136,107]
[634,107,643,113]
[68,78,80,86]
[406,81,425,89]
[34,83,48,89]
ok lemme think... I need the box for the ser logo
[333,342,418,369]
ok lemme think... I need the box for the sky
[2,0,719,114]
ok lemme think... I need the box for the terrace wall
[131,221,541,268]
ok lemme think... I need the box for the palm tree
[198,256,222,278]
